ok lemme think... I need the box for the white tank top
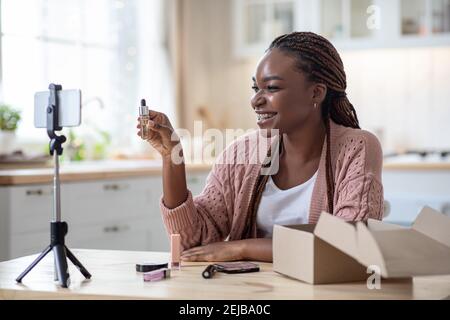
[256,171,318,238]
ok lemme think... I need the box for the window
[0,0,175,156]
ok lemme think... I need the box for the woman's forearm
[162,151,188,209]
[241,238,273,262]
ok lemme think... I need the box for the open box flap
[355,222,389,277]
[412,206,450,247]
[314,212,360,261]
[367,218,406,231]
[315,213,419,277]
[359,226,450,277]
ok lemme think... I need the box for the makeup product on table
[170,234,181,270]
[139,99,149,140]
[202,262,260,279]
[143,268,171,282]
[136,262,168,273]
[202,264,218,279]
[215,262,260,273]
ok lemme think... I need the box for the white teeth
[257,113,276,121]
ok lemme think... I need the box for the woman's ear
[312,83,327,105]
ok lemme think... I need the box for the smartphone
[34,89,82,128]
[213,262,260,274]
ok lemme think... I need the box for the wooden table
[0,249,449,300]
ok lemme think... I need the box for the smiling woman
[138,31,384,263]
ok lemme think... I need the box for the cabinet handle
[103,183,129,191]
[103,224,130,233]
[26,189,44,196]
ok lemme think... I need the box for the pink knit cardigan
[160,120,384,250]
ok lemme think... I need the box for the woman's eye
[252,85,279,93]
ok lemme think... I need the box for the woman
[137,32,383,262]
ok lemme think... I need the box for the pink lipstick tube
[170,234,181,270]
[143,268,171,282]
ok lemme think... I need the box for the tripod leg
[66,247,92,279]
[53,244,70,288]
[54,254,59,281]
[16,245,52,283]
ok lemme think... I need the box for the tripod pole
[53,151,61,281]
[53,151,61,222]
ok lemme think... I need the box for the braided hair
[268,32,360,214]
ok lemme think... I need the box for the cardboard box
[273,206,450,284]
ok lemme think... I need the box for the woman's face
[251,48,323,135]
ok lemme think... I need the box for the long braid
[268,32,360,214]
[324,115,334,214]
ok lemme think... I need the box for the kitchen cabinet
[233,0,297,57]
[0,172,209,261]
[401,0,450,36]
[320,0,376,40]
[232,0,450,57]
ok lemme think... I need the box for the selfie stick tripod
[15,84,91,288]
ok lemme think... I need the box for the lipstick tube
[171,234,181,270]
[143,268,171,282]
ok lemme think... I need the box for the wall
[179,0,450,153]
[179,0,258,134]
[342,47,450,152]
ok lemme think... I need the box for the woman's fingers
[182,255,202,262]
[181,255,196,261]
[183,246,202,254]
[182,252,202,259]
[181,252,202,259]
[137,111,170,130]
[147,120,173,134]
[181,247,213,262]
[138,109,167,122]
[137,119,165,134]
[181,251,200,258]
[136,113,175,156]
[148,109,161,120]
[182,246,205,255]
[181,253,211,262]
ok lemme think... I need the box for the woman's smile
[256,111,278,126]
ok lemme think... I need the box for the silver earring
[314,103,317,109]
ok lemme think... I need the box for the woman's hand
[136,109,180,158]
[181,238,273,262]
[181,241,246,262]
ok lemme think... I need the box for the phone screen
[34,89,82,128]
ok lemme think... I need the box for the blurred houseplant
[61,96,112,162]
[63,127,111,162]
[92,128,112,160]
[0,103,21,154]
[64,129,87,161]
